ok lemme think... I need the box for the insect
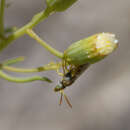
[54,61,90,108]
[54,33,118,108]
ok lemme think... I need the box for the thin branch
[2,62,61,73]
[0,70,52,83]
[3,56,25,66]
[26,29,63,59]
[0,8,52,52]
[0,0,5,36]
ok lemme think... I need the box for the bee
[54,33,118,108]
[54,62,90,108]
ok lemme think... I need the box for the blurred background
[0,0,129,130]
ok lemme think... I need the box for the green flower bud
[46,0,77,12]
[64,33,118,65]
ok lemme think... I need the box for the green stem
[0,0,5,36]
[3,56,25,66]
[0,70,52,83]
[2,62,60,73]
[0,8,52,52]
[26,29,63,59]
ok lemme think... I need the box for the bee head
[54,81,64,92]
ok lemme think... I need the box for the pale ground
[0,0,130,130]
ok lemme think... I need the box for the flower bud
[64,33,118,65]
[46,0,77,12]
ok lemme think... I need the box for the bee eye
[64,77,70,81]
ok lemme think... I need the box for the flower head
[64,33,118,65]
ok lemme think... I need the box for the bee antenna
[59,91,63,106]
[60,90,72,108]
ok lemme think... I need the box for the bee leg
[56,69,64,76]
[62,60,66,74]
[54,62,64,76]
[64,60,71,72]
[69,64,74,70]
[56,60,67,77]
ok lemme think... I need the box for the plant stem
[2,62,60,73]
[0,0,5,36]
[0,8,52,52]
[3,56,25,65]
[26,29,63,59]
[0,70,52,83]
